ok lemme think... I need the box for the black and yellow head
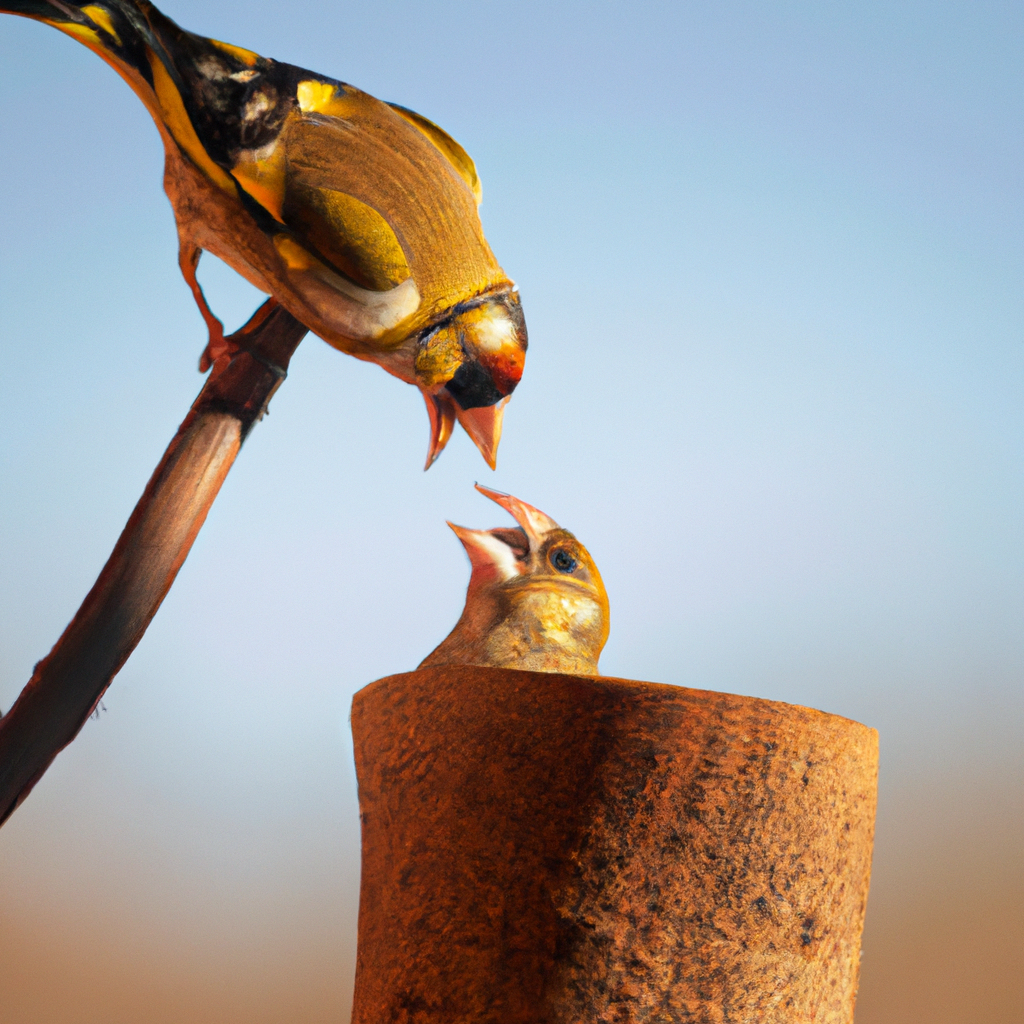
[416,292,527,469]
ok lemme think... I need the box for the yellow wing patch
[231,141,288,223]
[147,49,235,194]
[295,80,377,123]
[387,103,482,205]
[80,5,121,46]
[273,234,314,271]
[282,182,411,292]
[210,39,259,66]
[47,18,103,49]
[297,80,339,114]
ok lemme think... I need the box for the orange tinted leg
[178,243,229,372]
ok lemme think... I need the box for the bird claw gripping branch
[2,0,527,468]
[420,485,610,675]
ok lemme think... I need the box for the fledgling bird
[420,486,609,676]
[2,0,527,468]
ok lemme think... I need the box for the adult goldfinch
[2,0,527,467]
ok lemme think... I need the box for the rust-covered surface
[350,666,878,1024]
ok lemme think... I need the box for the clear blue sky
[0,2,1021,1020]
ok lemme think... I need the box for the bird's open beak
[474,485,561,547]
[455,398,508,471]
[447,521,521,581]
[423,391,457,470]
[422,391,508,471]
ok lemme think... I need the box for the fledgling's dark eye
[550,548,578,574]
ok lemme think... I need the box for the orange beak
[455,398,509,471]
[423,391,458,470]
[473,484,561,545]
[423,391,509,471]
[446,521,522,582]
[447,487,563,582]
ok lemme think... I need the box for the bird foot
[198,328,239,373]
[198,298,289,373]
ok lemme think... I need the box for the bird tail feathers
[0,1,283,184]
[0,2,171,81]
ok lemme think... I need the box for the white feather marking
[468,310,517,353]
[450,525,521,581]
[468,530,521,580]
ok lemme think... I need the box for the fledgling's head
[419,485,609,676]
[415,293,528,470]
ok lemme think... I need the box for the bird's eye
[550,548,578,574]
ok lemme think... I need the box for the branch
[0,301,308,826]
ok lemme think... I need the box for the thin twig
[0,301,308,826]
